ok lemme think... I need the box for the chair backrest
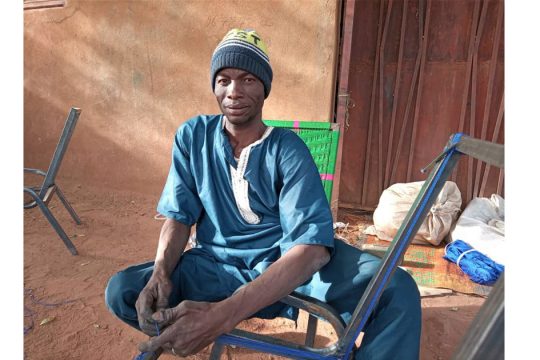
[39,107,81,198]
[263,120,340,203]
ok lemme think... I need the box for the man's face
[214,68,265,126]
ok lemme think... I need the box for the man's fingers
[136,290,155,319]
[136,290,161,335]
[172,300,192,318]
[152,300,192,323]
[151,307,177,326]
[155,283,170,311]
[139,315,163,336]
[138,332,170,353]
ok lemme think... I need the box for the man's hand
[136,218,192,336]
[138,300,231,357]
[135,273,173,336]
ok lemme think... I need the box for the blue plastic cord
[133,320,161,360]
[444,239,504,285]
[154,320,160,336]
[24,288,78,335]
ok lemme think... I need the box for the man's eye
[244,78,255,83]
[218,79,229,85]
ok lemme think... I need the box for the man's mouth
[226,104,247,110]
[226,105,248,115]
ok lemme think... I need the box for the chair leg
[305,314,318,347]
[34,197,79,255]
[55,186,82,225]
[209,342,225,360]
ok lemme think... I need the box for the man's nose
[226,80,243,98]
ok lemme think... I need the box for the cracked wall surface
[24,0,339,194]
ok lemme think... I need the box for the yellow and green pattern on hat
[215,28,270,63]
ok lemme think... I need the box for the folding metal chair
[24,107,82,256]
[209,133,504,359]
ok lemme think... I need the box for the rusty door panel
[338,0,504,210]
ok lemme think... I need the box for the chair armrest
[219,327,339,356]
[280,291,346,337]
[24,168,47,177]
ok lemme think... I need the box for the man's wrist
[214,298,243,333]
[152,260,170,279]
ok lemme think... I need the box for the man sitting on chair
[105,28,421,360]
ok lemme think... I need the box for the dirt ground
[23,180,486,360]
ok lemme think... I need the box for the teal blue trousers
[105,240,421,359]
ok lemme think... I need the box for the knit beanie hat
[211,28,273,98]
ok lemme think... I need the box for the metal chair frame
[209,133,504,359]
[24,107,82,255]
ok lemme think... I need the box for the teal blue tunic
[157,114,335,279]
[105,115,422,360]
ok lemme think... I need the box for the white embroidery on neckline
[228,126,274,224]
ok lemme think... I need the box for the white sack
[364,181,462,246]
[448,194,505,265]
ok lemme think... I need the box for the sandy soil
[23,181,485,360]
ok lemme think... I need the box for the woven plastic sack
[448,194,505,265]
[365,181,462,246]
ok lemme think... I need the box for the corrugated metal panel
[338,0,504,210]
